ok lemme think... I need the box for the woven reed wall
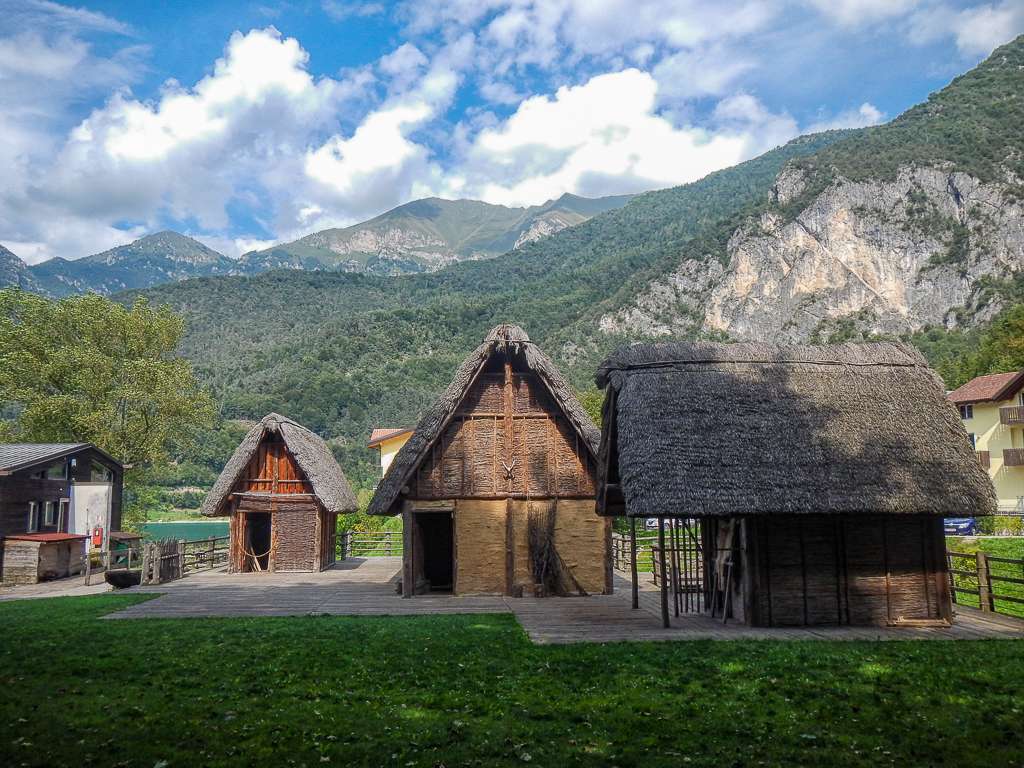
[272,506,319,572]
[415,374,594,499]
[739,514,948,626]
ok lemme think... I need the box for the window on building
[968,433,977,449]
[90,461,113,482]
[43,500,56,527]
[959,404,973,419]
[27,501,39,532]
[59,499,70,531]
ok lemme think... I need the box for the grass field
[1,596,1023,767]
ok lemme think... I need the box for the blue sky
[1,0,1022,263]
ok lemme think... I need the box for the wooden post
[630,517,639,610]
[84,545,92,586]
[140,542,150,585]
[977,551,995,612]
[658,518,669,628]
[177,539,185,579]
[208,536,215,570]
[402,505,414,598]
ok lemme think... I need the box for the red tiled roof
[5,533,88,542]
[948,371,1024,404]
[367,428,413,448]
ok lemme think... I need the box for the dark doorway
[416,512,454,592]
[245,512,272,572]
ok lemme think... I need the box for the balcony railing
[977,451,991,468]
[1003,448,1024,467]
[999,406,1024,425]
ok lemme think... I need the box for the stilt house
[202,414,357,573]
[595,342,996,627]
[369,325,612,597]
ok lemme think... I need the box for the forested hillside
[135,37,1024,493]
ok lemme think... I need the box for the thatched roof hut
[595,341,996,628]
[369,324,600,516]
[203,413,356,517]
[369,324,611,598]
[596,341,996,518]
[203,413,356,573]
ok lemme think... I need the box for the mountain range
[0,193,633,297]
[121,35,1024,489]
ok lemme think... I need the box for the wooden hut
[595,341,996,627]
[202,414,357,573]
[369,324,611,597]
[0,443,124,581]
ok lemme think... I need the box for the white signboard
[69,483,112,550]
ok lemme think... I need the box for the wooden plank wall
[747,514,948,627]
[415,373,595,499]
[237,437,313,495]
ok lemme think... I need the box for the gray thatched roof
[368,324,600,515]
[201,413,357,516]
[596,341,996,518]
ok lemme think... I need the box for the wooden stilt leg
[658,518,669,628]
[630,517,639,610]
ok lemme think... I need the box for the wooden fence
[337,530,403,559]
[140,536,230,585]
[611,530,659,573]
[948,550,1024,618]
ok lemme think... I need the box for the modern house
[0,443,124,583]
[595,341,995,627]
[948,370,1024,511]
[369,324,612,597]
[367,428,413,477]
[202,413,357,573]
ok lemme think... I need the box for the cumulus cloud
[906,1,1024,56]
[805,102,885,133]
[804,0,921,27]
[445,70,790,206]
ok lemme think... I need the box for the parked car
[944,517,977,536]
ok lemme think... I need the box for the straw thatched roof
[368,324,600,515]
[595,341,996,518]
[201,413,357,516]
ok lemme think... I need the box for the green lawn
[1,597,1023,767]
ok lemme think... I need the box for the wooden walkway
[105,558,1024,643]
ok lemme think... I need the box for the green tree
[0,289,213,469]
[969,305,1024,378]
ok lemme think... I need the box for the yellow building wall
[962,399,1024,510]
[378,434,411,477]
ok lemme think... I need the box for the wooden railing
[948,550,1024,618]
[976,450,991,469]
[337,530,403,559]
[999,406,1024,426]
[1003,449,1024,467]
[141,536,229,585]
[611,530,659,573]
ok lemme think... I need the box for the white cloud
[446,70,791,206]
[805,102,885,133]
[907,1,1024,57]
[804,0,920,27]
[321,1,385,22]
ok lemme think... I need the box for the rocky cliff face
[601,164,1024,342]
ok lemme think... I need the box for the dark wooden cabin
[202,414,357,573]
[595,342,997,628]
[369,324,612,597]
[0,443,124,583]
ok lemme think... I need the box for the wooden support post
[630,517,639,610]
[402,505,413,598]
[84,545,92,586]
[658,518,670,628]
[977,551,995,612]
[140,542,150,585]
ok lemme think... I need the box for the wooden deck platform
[105,557,1024,643]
